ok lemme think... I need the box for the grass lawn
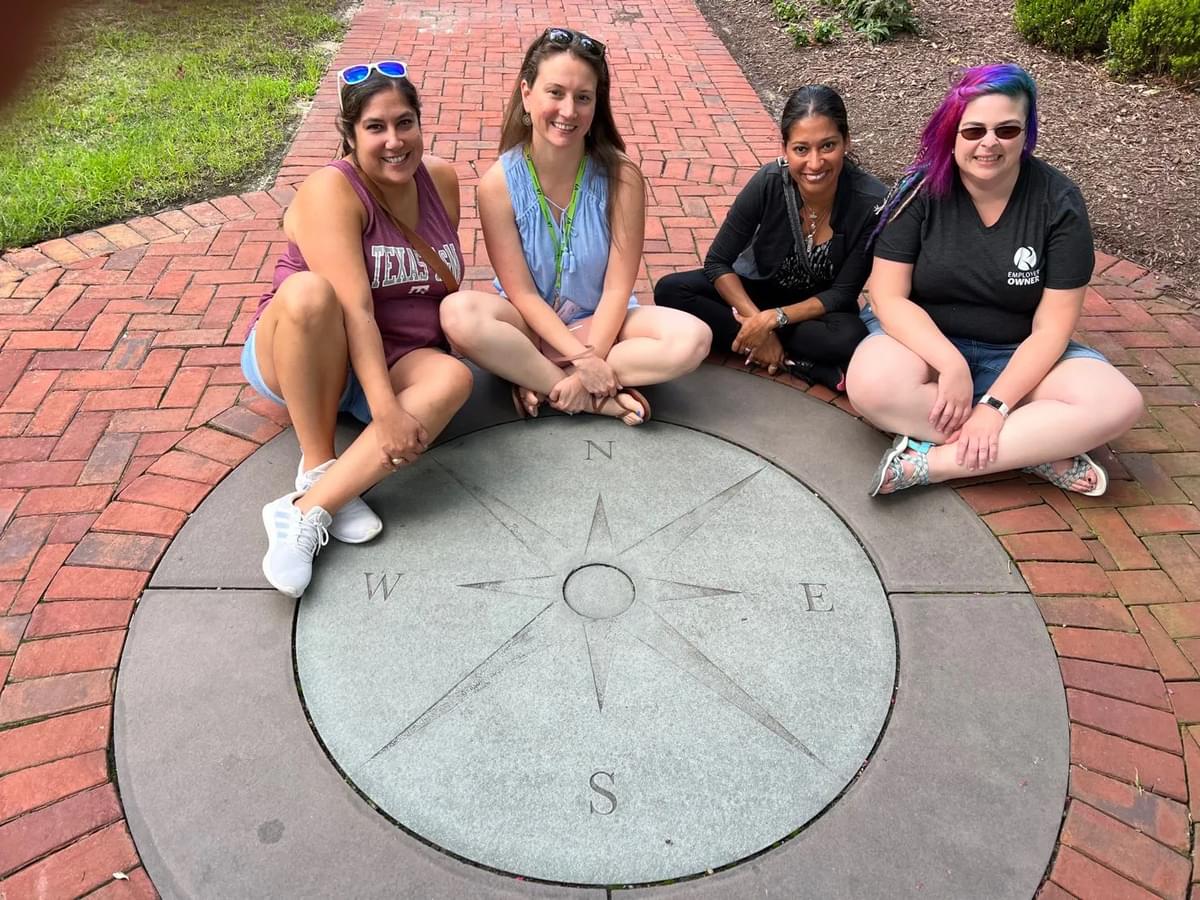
[0,0,346,249]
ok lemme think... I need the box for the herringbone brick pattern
[2,0,1200,896]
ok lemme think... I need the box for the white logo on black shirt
[1008,245,1042,286]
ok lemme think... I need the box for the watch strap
[978,393,1010,418]
[774,307,789,328]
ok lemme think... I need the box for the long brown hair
[498,31,636,227]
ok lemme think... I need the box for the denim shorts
[859,305,1108,403]
[240,326,373,424]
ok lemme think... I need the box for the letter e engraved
[365,572,402,601]
[585,440,614,461]
[589,770,617,815]
[802,583,833,612]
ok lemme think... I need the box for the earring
[522,111,531,127]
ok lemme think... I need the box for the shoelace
[294,513,330,558]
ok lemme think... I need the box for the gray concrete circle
[295,419,896,885]
[564,563,636,619]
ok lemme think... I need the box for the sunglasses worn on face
[542,27,606,58]
[958,123,1024,141]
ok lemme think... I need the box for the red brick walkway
[2,1,1199,896]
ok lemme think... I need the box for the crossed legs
[253,271,472,515]
[846,334,1143,489]
[440,291,711,421]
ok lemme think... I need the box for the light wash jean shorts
[859,305,1107,403]
[240,325,373,424]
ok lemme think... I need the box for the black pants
[653,268,867,370]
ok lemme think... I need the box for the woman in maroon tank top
[240,65,472,598]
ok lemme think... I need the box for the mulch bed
[695,0,1200,302]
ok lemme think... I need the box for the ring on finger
[390,457,403,467]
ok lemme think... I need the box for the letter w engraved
[365,572,402,601]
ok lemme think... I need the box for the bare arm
[867,256,973,434]
[589,159,645,358]
[424,155,461,230]
[986,286,1084,407]
[868,258,965,374]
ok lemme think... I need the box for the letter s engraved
[589,770,616,815]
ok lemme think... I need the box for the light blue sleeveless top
[494,147,638,324]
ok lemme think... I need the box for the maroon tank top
[250,159,463,366]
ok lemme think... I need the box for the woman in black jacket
[654,85,886,389]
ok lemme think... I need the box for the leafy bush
[841,0,917,42]
[786,23,811,45]
[1107,0,1200,79]
[1015,0,1131,56]
[773,0,803,23]
[812,17,842,42]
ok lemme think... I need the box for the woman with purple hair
[846,63,1142,497]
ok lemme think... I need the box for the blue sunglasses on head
[337,60,410,109]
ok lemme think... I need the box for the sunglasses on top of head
[958,123,1025,141]
[337,60,409,110]
[541,27,606,58]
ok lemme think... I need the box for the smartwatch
[978,393,1010,418]
[774,307,789,328]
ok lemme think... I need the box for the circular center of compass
[562,563,635,619]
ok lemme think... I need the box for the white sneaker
[296,457,383,544]
[261,490,332,598]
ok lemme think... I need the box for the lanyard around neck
[524,150,587,298]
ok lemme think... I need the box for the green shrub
[1014,0,1131,56]
[811,17,842,42]
[773,0,803,23]
[1107,0,1200,79]
[786,22,811,45]
[841,0,917,42]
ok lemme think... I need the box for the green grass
[0,0,345,249]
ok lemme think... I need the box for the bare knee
[1105,375,1145,438]
[439,291,491,348]
[845,348,890,417]
[279,272,342,333]
[671,319,712,372]
[424,354,474,407]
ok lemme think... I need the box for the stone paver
[2,0,1200,896]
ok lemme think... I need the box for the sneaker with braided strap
[297,457,383,544]
[869,435,934,497]
[261,490,331,598]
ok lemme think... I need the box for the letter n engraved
[802,583,833,612]
[589,770,616,815]
[585,440,614,461]
[365,573,402,601]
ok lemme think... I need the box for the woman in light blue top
[440,28,711,424]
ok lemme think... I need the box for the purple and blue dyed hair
[868,63,1039,249]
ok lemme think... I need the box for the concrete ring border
[115,365,1069,899]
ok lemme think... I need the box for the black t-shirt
[873,157,1095,343]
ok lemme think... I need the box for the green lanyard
[523,150,587,301]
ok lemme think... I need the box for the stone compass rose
[366,464,821,767]
[295,419,895,885]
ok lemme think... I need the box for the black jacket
[703,160,887,314]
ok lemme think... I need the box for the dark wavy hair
[498,30,633,226]
[336,71,422,158]
[867,63,1038,250]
